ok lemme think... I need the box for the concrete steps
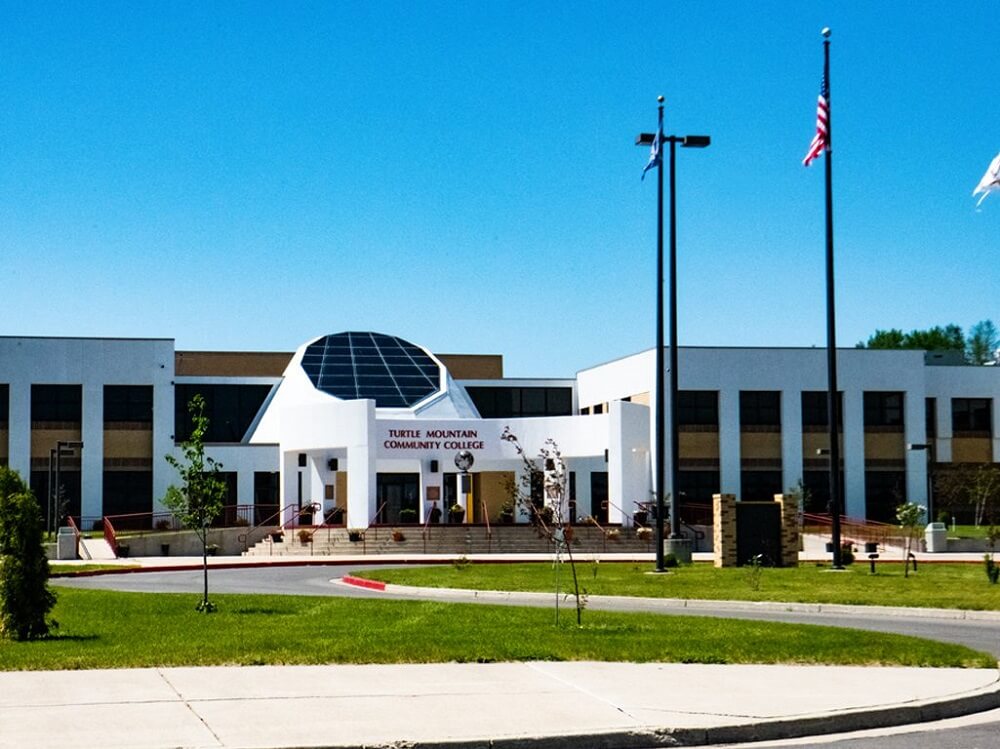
[244,525,661,557]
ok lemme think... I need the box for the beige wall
[679,431,719,460]
[864,433,905,461]
[103,427,153,460]
[175,351,292,377]
[952,437,993,463]
[740,432,782,460]
[437,354,504,380]
[31,426,82,459]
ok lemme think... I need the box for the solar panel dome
[300,332,443,408]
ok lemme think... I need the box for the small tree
[0,467,57,640]
[501,427,584,625]
[895,501,925,578]
[164,395,228,612]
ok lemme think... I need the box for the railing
[481,498,492,553]
[802,512,899,550]
[238,503,300,553]
[103,516,119,557]
[65,515,83,559]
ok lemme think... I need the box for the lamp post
[50,440,83,533]
[636,99,710,570]
[907,443,933,520]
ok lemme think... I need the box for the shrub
[663,552,679,568]
[399,509,417,524]
[0,468,57,640]
[985,554,1000,585]
[391,528,406,542]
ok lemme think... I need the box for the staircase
[243,524,661,557]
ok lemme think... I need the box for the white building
[1,333,997,530]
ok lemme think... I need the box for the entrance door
[590,472,609,524]
[376,473,420,524]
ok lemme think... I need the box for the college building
[0,333,997,531]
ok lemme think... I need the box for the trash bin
[56,526,77,560]
[924,522,948,553]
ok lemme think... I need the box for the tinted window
[32,384,82,423]
[678,391,718,427]
[801,391,843,428]
[740,391,780,427]
[863,392,904,428]
[466,386,573,418]
[174,384,271,443]
[104,385,153,423]
[0,384,8,422]
[952,398,991,434]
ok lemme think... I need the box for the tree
[164,394,228,612]
[857,325,964,352]
[895,502,925,578]
[0,467,57,640]
[934,463,1000,528]
[500,427,584,625]
[966,320,999,365]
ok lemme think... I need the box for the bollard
[868,553,879,574]
[908,552,917,572]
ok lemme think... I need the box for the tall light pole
[51,440,83,532]
[636,99,710,570]
[907,443,933,520]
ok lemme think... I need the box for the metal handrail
[239,503,300,552]
[103,516,119,557]
[481,497,492,553]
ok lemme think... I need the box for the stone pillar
[775,493,799,567]
[712,493,737,568]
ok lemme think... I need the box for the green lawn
[1,588,992,670]
[949,525,1000,541]
[50,563,141,575]
[359,561,1000,611]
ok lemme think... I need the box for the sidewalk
[2,662,998,749]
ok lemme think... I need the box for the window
[679,391,718,428]
[926,398,936,438]
[104,385,153,423]
[31,384,82,423]
[102,471,153,517]
[740,470,783,501]
[174,384,271,443]
[0,384,8,423]
[676,470,720,504]
[466,386,573,418]
[863,392,904,429]
[952,398,991,435]
[865,471,905,523]
[801,391,843,429]
[740,391,780,428]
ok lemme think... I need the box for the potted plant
[116,543,130,558]
[633,509,648,526]
[498,501,515,524]
[347,529,363,542]
[391,528,406,542]
[606,528,621,542]
[297,528,312,545]
[636,527,653,541]
[206,543,219,556]
[399,508,417,524]
[449,503,465,523]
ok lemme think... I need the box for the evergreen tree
[0,467,57,640]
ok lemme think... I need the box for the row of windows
[174,384,272,443]
[466,386,573,419]
[603,390,993,436]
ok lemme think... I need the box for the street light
[636,98,710,571]
[49,440,83,533]
[907,443,934,521]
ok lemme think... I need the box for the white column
[934,397,952,463]
[780,389,803,494]
[346,444,375,528]
[151,381,174,514]
[279,451,299,526]
[718,389,741,497]
[842,390,866,518]
[81,382,104,524]
[309,455,324,519]
[904,392,929,509]
[7,381,31,480]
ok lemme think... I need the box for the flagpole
[821,27,843,569]
[654,96,667,572]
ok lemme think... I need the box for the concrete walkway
[2,662,998,749]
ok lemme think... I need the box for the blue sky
[1,2,996,376]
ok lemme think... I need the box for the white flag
[973,152,1000,207]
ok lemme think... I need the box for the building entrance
[376,473,420,524]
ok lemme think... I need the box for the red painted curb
[340,575,386,591]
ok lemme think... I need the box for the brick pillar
[775,493,800,568]
[713,493,737,568]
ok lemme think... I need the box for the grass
[0,588,992,671]
[359,561,1000,611]
[949,525,999,540]
[49,563,141,575]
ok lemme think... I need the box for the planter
[116,544,130,558]
[449,512,465,524]
[206,546,218,556]
[348,530,363,542]
[633,511,648,526]
[160,543,170,556]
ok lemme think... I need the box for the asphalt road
[53,564,1000,749]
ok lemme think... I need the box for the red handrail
[103,516,119,557]
[65,515,81,559]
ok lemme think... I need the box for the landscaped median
[0,583,995,671]
[357,561,1000,611]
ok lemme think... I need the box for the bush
[985,554,1000,584]
[0,468,57,640]
[399,509,417,524]
[663,553,679,568]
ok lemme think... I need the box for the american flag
[803,71,829,167]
